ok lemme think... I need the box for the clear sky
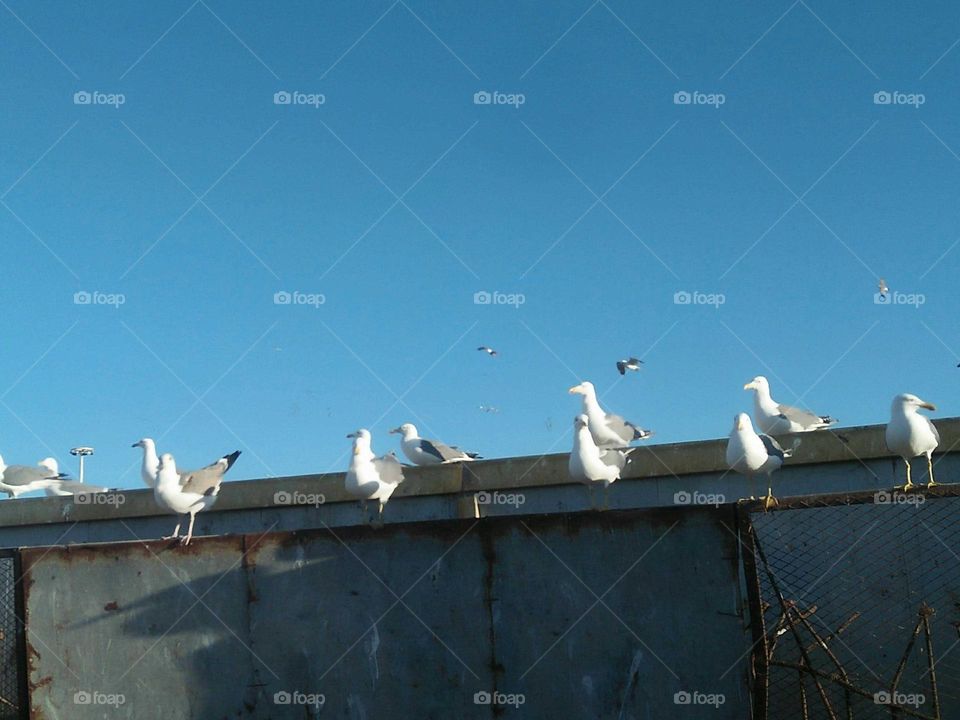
[1,1,958,489]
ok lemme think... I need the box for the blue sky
[0,1,958,488]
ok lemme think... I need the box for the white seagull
[569,414,634,509]
[726,413,791,509]
[132,438,160,488]
[346,429,405,523]
[0,454,70,497]
[568,381,653,448]
[885,393,939,490]
[41,458,109,497]
[744,376,837,435]
[389,423,480,465]
[154,450,240,545]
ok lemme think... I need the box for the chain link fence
[741,485,960,720]
[0,553,24,719]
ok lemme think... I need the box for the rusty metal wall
[20,506,748,719]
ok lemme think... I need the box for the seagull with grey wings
[568,381,653,448]
[885,393,939,490]
[0,454,71,498]
[569,414,634,509]
[727,413,792,509]
[743,376,837,435]
[390,423,481,465]
[346,429,405,525]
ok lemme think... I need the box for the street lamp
[70,447,94,483]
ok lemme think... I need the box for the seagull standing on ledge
[132,438,160,488]
[885,393,939,490]
[569,415,634,509]
[154,450,240,545]
[744,376,837,435]
[569,381,653,448]
[0,455,70,497]
[390,423,481,465]
[616,358,643,375]
[346,429,405,524]
[726,413,791,509]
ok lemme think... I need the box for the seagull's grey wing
[373,453,405,485]
[759,434,786,461]
[421,439,468,462]
[777,403,828,429]
[48,481,109,496]
[604,413,652,442]
[179,451,241,495]
[926,417,940,445]
[3,465,58,486]
[599,448,628,470]
[616,361,627,375]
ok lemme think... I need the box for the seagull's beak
[346,432,356,439]
[568,385,583,395]
[920,401,937,411]
[131,441,140,448]
[743,382,754,390]
[388,427,401,435]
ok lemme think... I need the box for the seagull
[154,450,240,545]
[0,454,70,497]
[726,413,791,509]
[885,393,939,490]
[40,459,109,496]
[616,357,643,375]
[479,405,500,414]
[346,429,405,524]
[389,423,481,465]
[477,346,498,357]
[132,438,160,488]
[569,415,634,509]
[743,376,837,435]
[877,278,889,299]
[568,381,653,448]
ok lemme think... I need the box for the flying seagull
[390,423,481,465]
[477,346,498,357]
[885,393,939,490]
[568,381,653,448]
[132,438,160,488]
[569,414,634,509]
[726,413,791,509]
[154,450,241,545]
[877,278,889,299]
[616,357,643,375]
[0,454,71,497]
[346,429,405,525]
[744,376,837,435]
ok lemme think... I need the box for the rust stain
[103,601,119,612]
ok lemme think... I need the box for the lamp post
[70,447,94,484]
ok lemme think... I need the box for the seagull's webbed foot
[901,480,916,492]
[763,485,778,511]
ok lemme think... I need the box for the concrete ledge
[0,417,955,529]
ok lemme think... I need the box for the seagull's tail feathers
[221,451,242,473]
[818,416,838,427]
